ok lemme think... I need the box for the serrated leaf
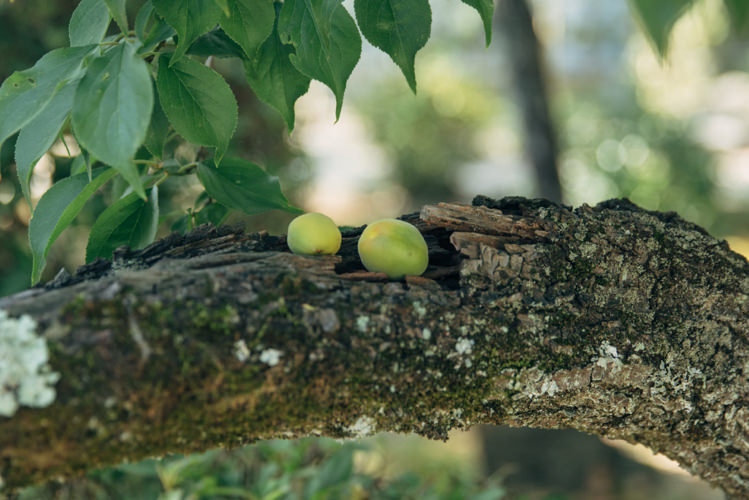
[15,83,76,202]
[156,53,237,163]
[219,0,274,59]
[71,42,153,197]
[354,0,430,92]
[86,186,159,262]
[278,0,361,119]
[243,9,310,131]
[135,0,155,41]
[460,0,493,46]
[103,0,128,33]
[0,45,93,151]
[628,0,695,57]
[69,0,112,47]
[188,28,245,59]
[725,0,749,32]
[196,157,300,215]
[29,167,117,284]
[152,0,222,63]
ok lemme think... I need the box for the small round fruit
[357,219,429,279]
[287,213,341,255]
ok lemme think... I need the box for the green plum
[357,219,429,279]
[287,213,341,255]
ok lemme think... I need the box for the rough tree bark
[0,196,747,497]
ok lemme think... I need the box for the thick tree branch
[0,197,747,497]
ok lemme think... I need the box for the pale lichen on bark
[0,310,59,417]
[0,196,746,497]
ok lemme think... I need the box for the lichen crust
[0,310,59,417]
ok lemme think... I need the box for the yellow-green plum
[287,213,341,255]
[357,218,429,279]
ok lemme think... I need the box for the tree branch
[0,196,747,497]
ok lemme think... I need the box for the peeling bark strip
[0,196,747,497]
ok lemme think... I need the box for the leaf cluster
[0,0,492,284]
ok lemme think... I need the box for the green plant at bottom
[19,437,506,500]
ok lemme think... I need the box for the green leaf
[0,45,93,151]
[104,0,128,33]
[135,0,155,41]
[219,0,274,59]
[171,213,191,233]
[71,42,153,197]
[139,15,177,54]
[278,0,361,119]
[214,0,230,16]
[109,170,130,201]
[152,0,222,63]
[86,186,159,262]
[69,0,112,47]
[196,157,300,215]
[115,160,147,200]
[460,0,493,46]
[354,0,430,92]
[243,8,310,131]
[156,53,237,163]
[725,0,749,32]
[29,168,117,284]
[188,28,246,59]
[70,155,86,176]
[69,152,94,176]
[628,0,695,57]
[15,83,76,202]
[194,202,230,226]
[143,83,170,158]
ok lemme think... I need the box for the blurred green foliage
[19,438,507,500]
[355,64,501,204]
[0,0,305,295]
[557,89,719,230]
[0,1,73,82]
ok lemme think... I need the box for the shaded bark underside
[0,196,747,497]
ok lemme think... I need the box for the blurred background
[1,0,747,498]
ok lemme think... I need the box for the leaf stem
[176,162,199,175]
[153,174,170,187]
